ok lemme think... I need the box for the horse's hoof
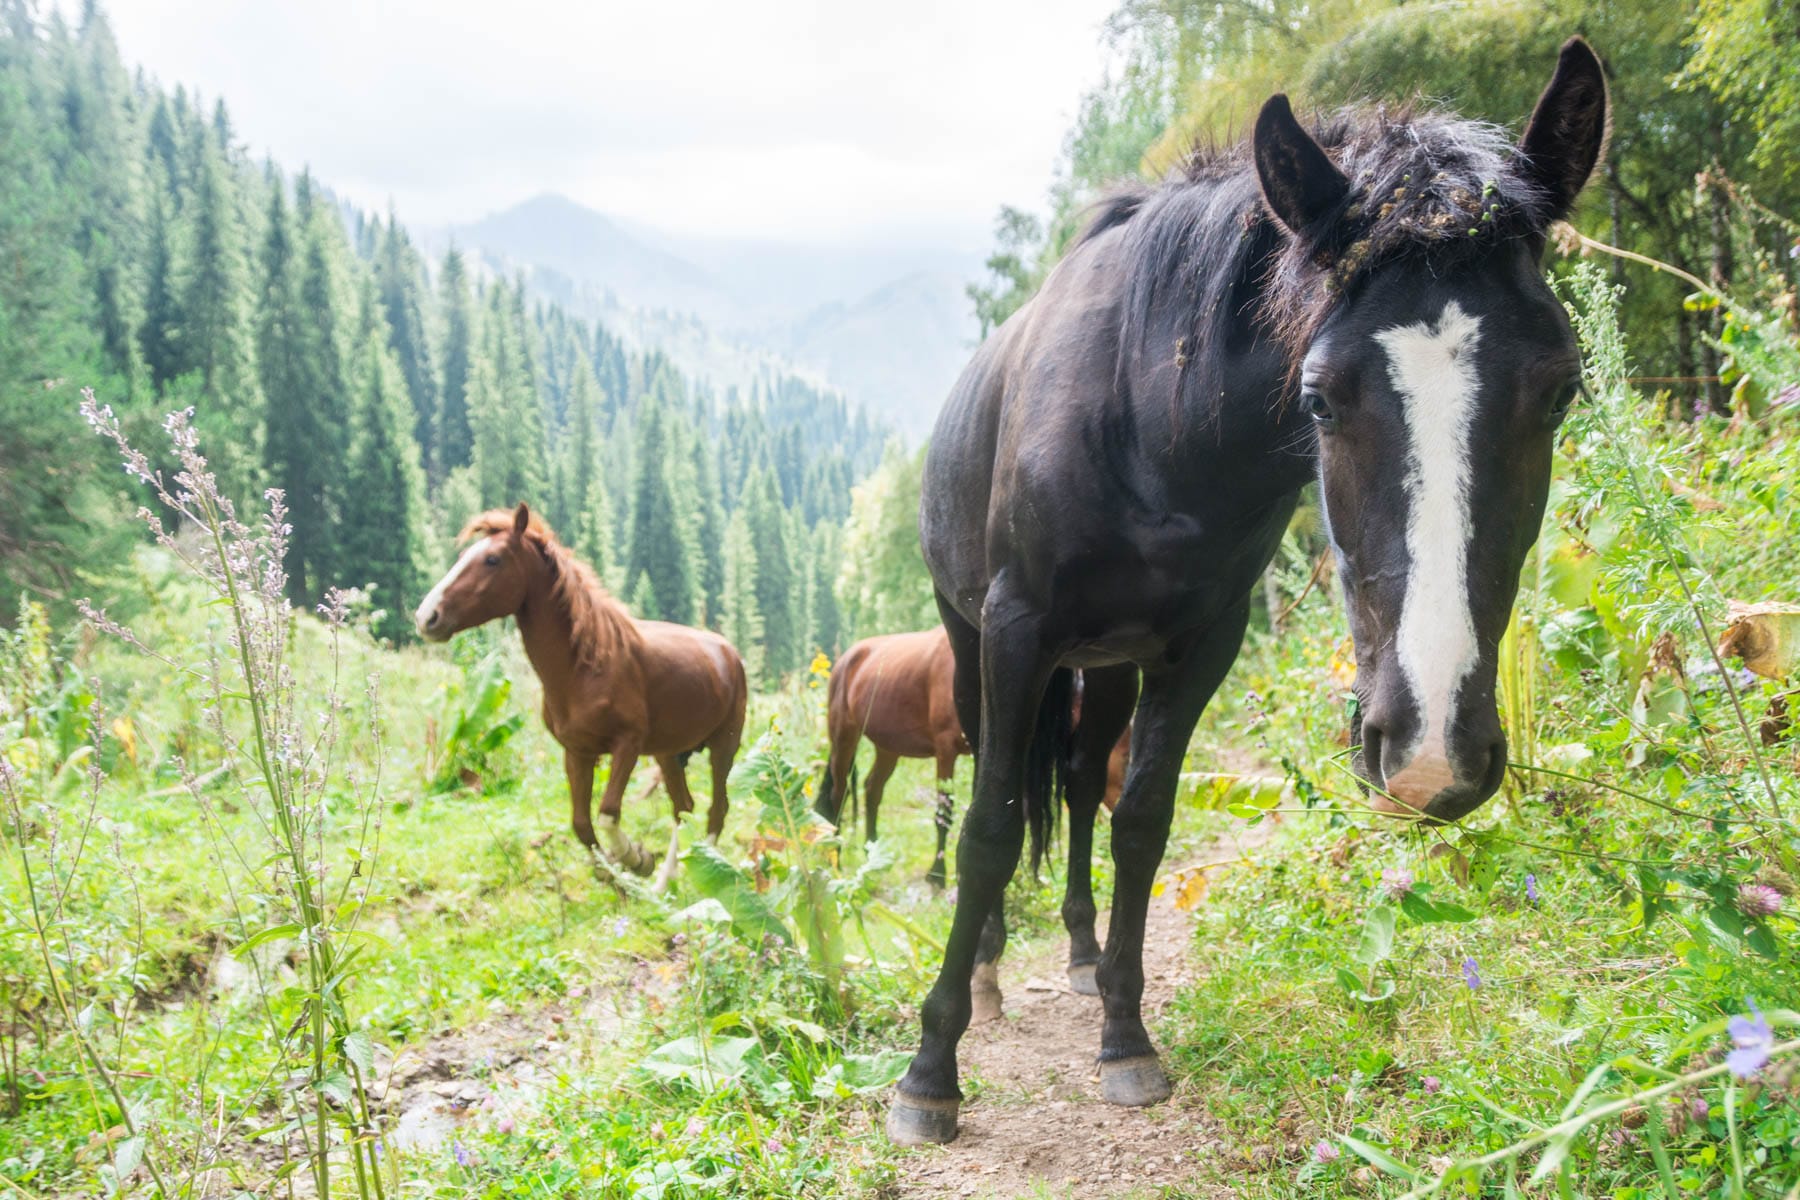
[970,962,1003,1025]
[924,868,946,891]
[1100,1055,1172,1107]
[886,1092,959,1146]
[1067,962,1100,996]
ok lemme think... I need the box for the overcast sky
[91,0,1120,248]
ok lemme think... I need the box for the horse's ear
[1516,37,1609,220]
[1253,94,1349,237]
[512,503,530,538]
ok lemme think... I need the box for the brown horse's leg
[926,741,959,889]
[704,732,740,842]
[864,747,899,846]
[594,747,653,875]
[564,749,599,849]
[656,755,697,820]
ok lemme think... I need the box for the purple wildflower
[1462,958,1482,990]
[1381,868,1415,901]
[685,1116,705,1139]
[452,1139,473,1168]
[1525,873,1538,904]
[1422,1075,1442,1095]
[1736,883,1783,919]
[1313,1139,1340,1164]
[1691,1097,1709,1122]
[1727,1003,1774,1080]
[612,915,630,938]
[497,1116,515,1135]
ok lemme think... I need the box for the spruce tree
[374,214,438,478]
[742,464,797,680]
[338,279,430,642]
[720,508,765,682]
[436,247,475,472]
[689,429,726,628]
[624,392,696,626]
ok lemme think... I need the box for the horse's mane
[458,509,637,669]
[1075,102,1555,402]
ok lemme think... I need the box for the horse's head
[415,503,546,641]
[1252,40,1607,822]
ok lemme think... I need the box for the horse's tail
[816,658,858,831]
[1024,667,1076,877]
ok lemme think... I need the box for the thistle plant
[73,394,390,1197]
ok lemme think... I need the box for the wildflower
[1422,1075,1442,1095]
[1380,868,1415,901]
[1312,1139,1340,1164]
[1691,1097,1709,1122]
[1736,883,1783,919]
[1727,1004,1775,1080]
[451,1140,473,1168]
[497,1116,515,1135]
[685,1116,705,1139]
[1462,958,1482,990]
[612,915,630,938]
[1525,873,1538,904]
[763,1136,783,1155]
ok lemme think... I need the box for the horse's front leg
[595,745,653,875]
[564,749,600,850]
[888,598,1053,1146]
[1061,664,1138,995]
[1096,600,1249,1107]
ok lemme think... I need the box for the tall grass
[0,397,394,1196]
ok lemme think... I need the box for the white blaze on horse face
[415,537,491,639]
[1376,300,1483,805]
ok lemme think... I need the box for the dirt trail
[894,817,1271,1200]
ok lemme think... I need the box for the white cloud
[92,0,1119,245]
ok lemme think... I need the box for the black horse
[888,40,1609,1145]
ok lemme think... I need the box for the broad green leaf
[341,1030,375,1078]
[1355,905,1396,967]
[680,844,791,944]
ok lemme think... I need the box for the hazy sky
[93,0,1121,247]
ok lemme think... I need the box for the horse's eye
[1547,378,1581,426]
[483,554,502,567]
[1303,389,1338,430]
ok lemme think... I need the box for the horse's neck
[514,567,634,702]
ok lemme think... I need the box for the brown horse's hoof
[1100,1055,1172,1107]
[970,961,1003,1025]
[886,1091,959,1145]
[1067,962,1100,996]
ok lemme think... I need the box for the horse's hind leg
[1096,600,1249,1108]
[925,739,959,889]
[890,591,1050,1146]
[864,747,899,845]
[649,755,697,893]
[941,597,999,1016]
[704,727,741,843]
[1062,665,1138,996]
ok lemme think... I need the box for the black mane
[1076,103,1557,406]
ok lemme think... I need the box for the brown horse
[817,627,1131,909]
[415,504,748,882]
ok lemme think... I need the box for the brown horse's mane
[459,509,638,669]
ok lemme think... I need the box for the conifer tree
[624,391,696,626]
[139,190,181,391]
[338,279,430,642]
[720,508,765,682]
[436,247,475,473]
[375,214,438,477]
[471,282,548,507]
[742,464,797,680]
[689,430,726,628]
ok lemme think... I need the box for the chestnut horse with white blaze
[415,505,747,882]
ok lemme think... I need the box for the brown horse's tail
[1024,667,1076,876]
[816,660,859,832]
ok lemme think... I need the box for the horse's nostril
[426,610,440,629]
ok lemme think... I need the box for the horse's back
[832,628,956,757]
[922,226,1135,625]
[634,620,747,751]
